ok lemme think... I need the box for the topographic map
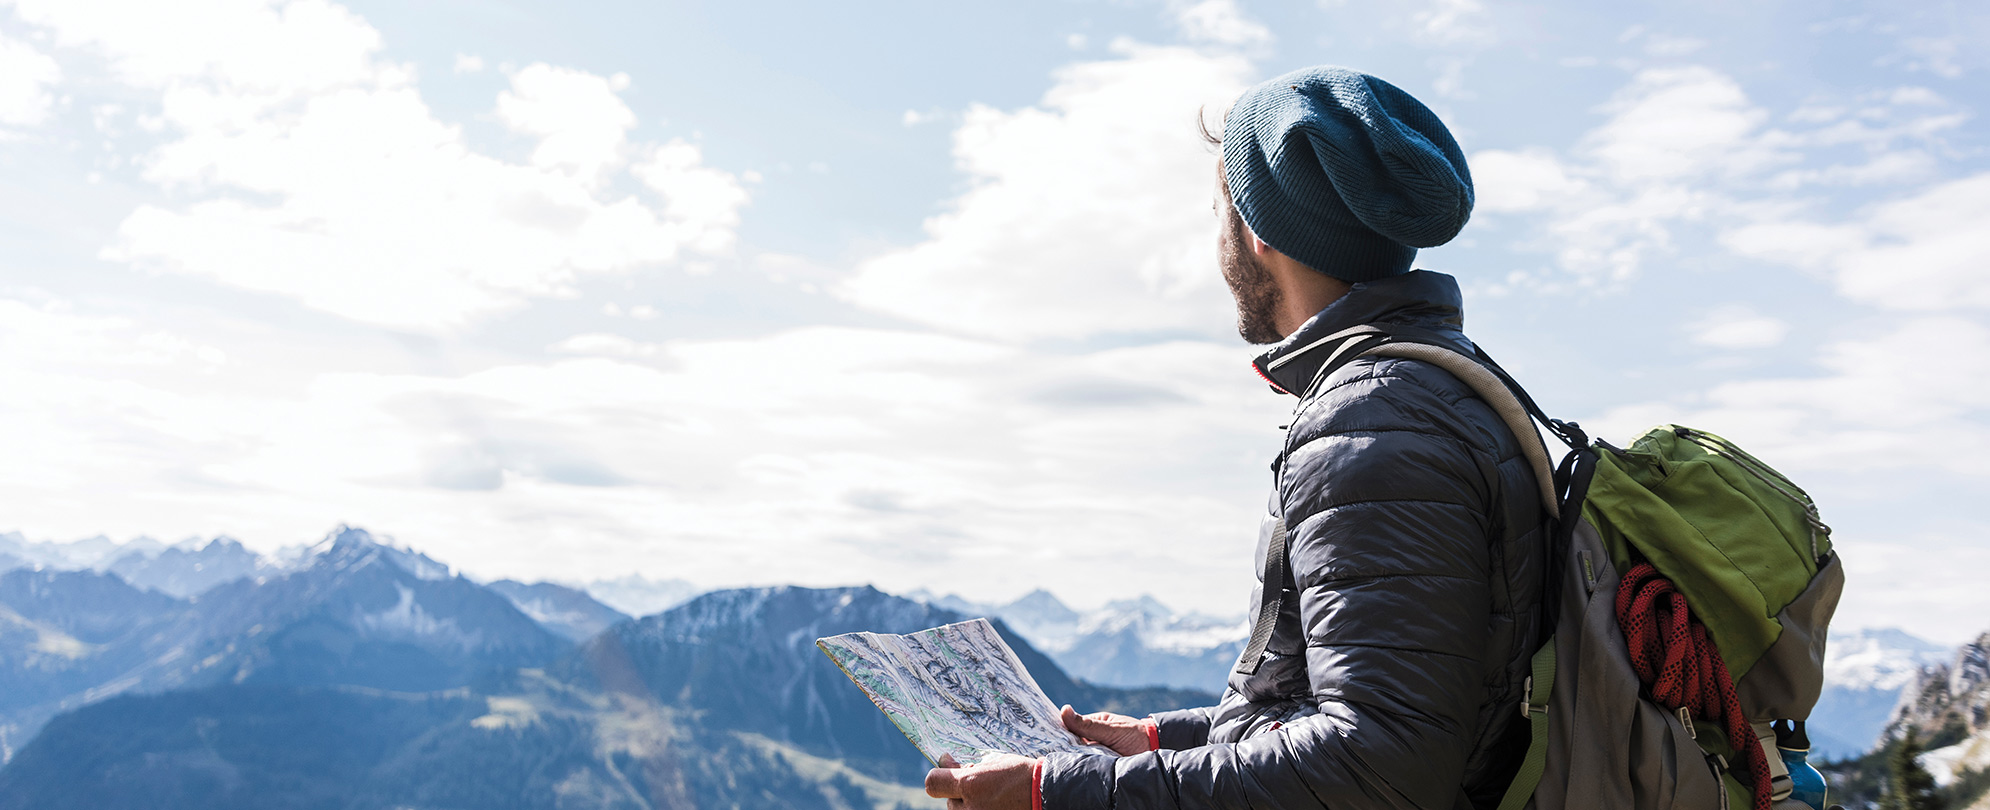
[818,618,1114,765]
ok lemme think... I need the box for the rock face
[1884,633,1990,787]
[1888,633,1990,744]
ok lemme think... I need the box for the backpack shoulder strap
[1359,341,1560,519]
[1299,323,1574,518]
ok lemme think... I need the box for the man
[927,66,1547,810]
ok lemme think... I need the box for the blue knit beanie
[1222,66,1473,282]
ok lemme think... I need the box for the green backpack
[1304,324,1845,810]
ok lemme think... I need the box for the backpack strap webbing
[1357,341,1561,519]
[1496,639,1558,810]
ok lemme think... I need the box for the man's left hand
[924,753,1038,810]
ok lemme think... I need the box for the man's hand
[925,753,1037,810]
[1060,705,1153,756]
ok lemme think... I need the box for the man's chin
[1236,315,1283,345]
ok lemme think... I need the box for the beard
[1219,202,1284,345]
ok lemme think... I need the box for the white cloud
[1471,67,1963,288]
[0,33,60,127]
[1169,0,1271,47]
[13,0,746,332]
[1582,67,1786,183]
[453,53,484,74]
[630,140,749,255]
[496,64,634,182]
[1469,67,1783,285]
[9,0,381,92]
[0,309,1289,612]
[1411,0,1493,47]
[1723,172,1990,312]
[840,42,1252,340]
[1470,148,1588,214]
[1684,304,1787,349]
[1592,316,1990,475]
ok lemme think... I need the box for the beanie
[1222,66,1474,282]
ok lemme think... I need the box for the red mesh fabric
[1615,562,1770,810]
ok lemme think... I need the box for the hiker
[927,65,1548,810]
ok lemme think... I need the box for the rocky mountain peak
[1888,633,1990,745]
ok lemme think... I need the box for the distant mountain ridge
[1811,627,1954,759]
[3,524,1981,796]
[908,588,1246,693]
[0,544,1215,810]
[0,527,568,759]
[1,528,703,620]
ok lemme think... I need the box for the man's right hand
[1059,705,1154,756]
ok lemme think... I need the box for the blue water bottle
[1774,719,1828,810]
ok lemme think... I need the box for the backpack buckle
[1519,675,1545,718]
[1677,706,1696,739]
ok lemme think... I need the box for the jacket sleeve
[1150,704,1215,750]
[1041,363,1499,810]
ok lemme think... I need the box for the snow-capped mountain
[1873,631,1990,790]
[1809,627,1954,759]
[105,537,264,598]
[487,579,630,641]
[908,588,1247,692]
[0,526,567,760]
[0,531,165,571]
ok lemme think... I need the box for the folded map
[817,618,1115,766]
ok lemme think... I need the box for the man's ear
[1251,233,1278,258]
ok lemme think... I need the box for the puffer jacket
[1040,270,1548,810]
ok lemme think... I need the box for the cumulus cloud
[1471,67,1959,287]
[1469,67,1781,284]
[840,42,1253,341]
[496,64,634,182]
[1723,172,1990,312]
[0,33,60,127]
[13,0,746,332]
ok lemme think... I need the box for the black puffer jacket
[1041,270,1547,810]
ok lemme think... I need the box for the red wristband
[1143,719,1160,752]
[1032,758,1045,810]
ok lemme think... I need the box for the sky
[1,0,1987,641]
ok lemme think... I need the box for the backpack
[1238,323,1844,810]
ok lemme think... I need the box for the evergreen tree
[1884,729,1944,810]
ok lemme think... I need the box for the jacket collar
[1251,270,1472,396]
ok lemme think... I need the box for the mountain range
[907,588,1246,693]
[0,525,1979,807]
[0,527,1211,809]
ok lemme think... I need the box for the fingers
[938,754,960,768]
[1061,704,1092,735]
[948,800,964,810]
[925,768,962,799]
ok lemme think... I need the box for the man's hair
[1197,105,1224,148]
